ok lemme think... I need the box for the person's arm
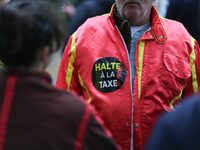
[182,37,200,97]
[56,33,83,96]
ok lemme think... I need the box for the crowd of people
[0,0,200,150]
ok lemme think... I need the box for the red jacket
[56,5,200,150]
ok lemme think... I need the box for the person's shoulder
[159,94,200,128]
[175,94,200,117]
[80,14,111,28]
[48,88,88,114]
[56,89,86,104]
[160,17,187,29]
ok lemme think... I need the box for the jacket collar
[150,6,167,43]
[110,3,167,43]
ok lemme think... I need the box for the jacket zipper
[115,25,134,150]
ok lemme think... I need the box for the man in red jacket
[56,0,200,149]
[0,1,119,150]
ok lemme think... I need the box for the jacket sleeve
[56,33,83,96]
[81,106,120,150]
[182,38,200,98]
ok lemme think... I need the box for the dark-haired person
[0,1,119,150]
[56,0,200,149]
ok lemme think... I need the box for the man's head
[0,0,64,69]
[115,0,155,26]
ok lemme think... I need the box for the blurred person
[56,0,200,149]
[0,1,119,150]
[166,0,200,44]
[65,0,114,43]
[145,94,200,150]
